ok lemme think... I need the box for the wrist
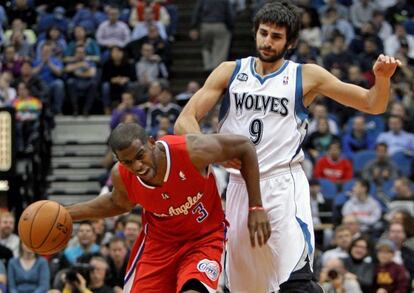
[248,206,264,212]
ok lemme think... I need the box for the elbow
[173,118,185,135]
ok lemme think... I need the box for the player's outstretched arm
[174,61,236,134]
[303,54,401,114]
[187,133,271,247]
[67,163,135,221]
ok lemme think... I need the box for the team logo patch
[237,73,248,82]
[197,259,220,281]
[179,171,186,180]
[283,75,289,85]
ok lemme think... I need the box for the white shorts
[225,164,315,293]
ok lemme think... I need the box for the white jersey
[219,57,309,176]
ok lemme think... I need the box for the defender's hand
[247,208,271,247]
[373,54,402,78]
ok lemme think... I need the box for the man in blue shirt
[377,115,414,156]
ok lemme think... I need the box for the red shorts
[124,225,226,292]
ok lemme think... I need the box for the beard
[256,44,289,63]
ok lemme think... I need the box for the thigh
[125,235,177,293]
[177,230,225,293]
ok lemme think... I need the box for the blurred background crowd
[0,0,414,292]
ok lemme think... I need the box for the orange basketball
[18,200,73,255]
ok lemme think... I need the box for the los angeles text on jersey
[168,192,203,216]
[233,92,289,116]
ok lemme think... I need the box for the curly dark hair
[253,0,301,46]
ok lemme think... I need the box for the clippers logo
[283,75,289,85]
[197,259,220,281]
[237,73,248,82]
[179,171,186,181]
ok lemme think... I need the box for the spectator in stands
[363,143,399,187]
[32,41,65,114]
[290,40,319,64]
[92,219,113,247]
[4,18,36,46]
[88,256,113,293]
[35,26,67,60]
[64,25,101,64]
[12,82,43,152]
[318,0,348,20]
[13,61,48,103]
[1,45,23,78]
[342,115,375,160]
[299,10,322,49]
[70,1,107,36]
[342,215,362,240]
[385,0,414,26]
[101,46,135,113]
[320,8,354,45]
[123,215,141,250]
[64,221,100,265]
[385,23,414,60]
[305,117,339,162]
[65,44,98,116]
[314,140,353,184]
[388,177,414,216]
[110,91,146,129]
[135,42,168,88]
[146,88,180,131]
[126,24,171,67]
[320,257,362,293]
[308,103,339,136]
[342,236,374,292]
[386,222,414,281]
[6,0,37,27]
[190,0,234,72]
[0,260,5,293]
[323,34,355,75]
[0,72,16,106]
[389,100,414,133]
[36,6,69,36]
[0,212,19,257]
[321,225,352,265]
[8,30,32,58]
[349,22,384,56]
[349,0,378,30]
[106,237,129,291]
[175,80,200,107]
[372,10,393,43]
[358,36,381,74]
[8,242,50,293]
[377,115,414,156]
[309,178,333,226]
[342,178,382,233]
[372,239,409,293]
[96,6,131,50]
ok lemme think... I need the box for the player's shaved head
[108,123,148,152]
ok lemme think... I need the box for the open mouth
[137,168,149,177]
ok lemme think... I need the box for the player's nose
[132,160,143,171]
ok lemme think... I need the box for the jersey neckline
[249,57,289,84]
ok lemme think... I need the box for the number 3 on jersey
[249,118,263,145]
[192,202,208,223]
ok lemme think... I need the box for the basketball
[18,200,73,255]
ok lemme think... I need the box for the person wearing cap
[373,239,409,293]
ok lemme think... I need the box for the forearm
[174,114,202,134]
[66,193,131,221]
[239,143,262,207]
[367,76,390,114]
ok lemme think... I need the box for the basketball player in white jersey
[174,1,401,292]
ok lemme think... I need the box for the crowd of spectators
[0,0,414,292]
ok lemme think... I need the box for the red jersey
[314,155,353,182]
[118,135,226,242]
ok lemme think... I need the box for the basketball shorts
[123,225,226,293]
[225,163,315,293]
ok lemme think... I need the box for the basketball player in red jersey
[67,122,270,293]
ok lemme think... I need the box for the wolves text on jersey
[168,192,204,216]
[233,92,289,116]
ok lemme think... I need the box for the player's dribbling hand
[373,54,402,78]
[247,208,271,248]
